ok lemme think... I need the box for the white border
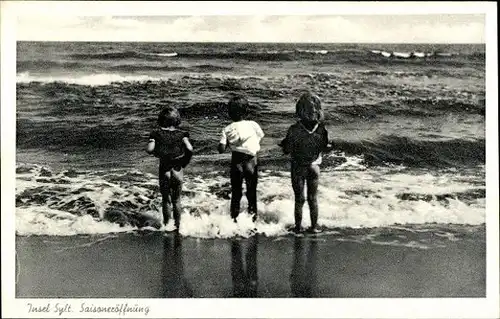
[1,2,498,319]
[4,1,496,16]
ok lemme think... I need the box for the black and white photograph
[1,1,498,318]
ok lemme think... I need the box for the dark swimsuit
[280,120,328,165]
[149,129,191,172]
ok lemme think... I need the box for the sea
[15,42,486,246]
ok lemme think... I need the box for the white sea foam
[16,72,271,86]
[436,52,457,57]
[393,52,412,58]
[144,52,178,57]
[15,207,136,236]
[296,49,328,54]
[15,164,485,237]
[16,72,162,86]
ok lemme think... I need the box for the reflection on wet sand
[162,233,193,298]
[231,235,259,297]
[290,237,318,297]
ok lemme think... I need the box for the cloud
[16,15,485,43]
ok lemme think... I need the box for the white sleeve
[253,122,264,139]
[219,127,227,144]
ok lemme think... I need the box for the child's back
[281,120,328,165]
[280,92,331,233]
[150,128,189,164]
[221,120,263,157]
[147,107,193,229]
[219,96,264,222]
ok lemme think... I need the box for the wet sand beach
[16,230,485,298]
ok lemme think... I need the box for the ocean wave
[16,70,263,86]
[15,116,485,169]
[178,100,267,118]
[335,98,485,117]
[296,49,328,54]
[369,50,483,60]
[18,59,234,73]
[60,48,484,63]
[69,50,178,60]
[69,50,294,62]
[398,97,485,114]
[108,63,233,72]
[144,52,178,57]
[17,72,163,86]
[17,60,89,72]
[355,69,470,78]
[15,164,485,237]
[331,135,485,168]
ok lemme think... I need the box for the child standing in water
[147,107,193,230]
[218,96,265,223]
[280,92,332,233]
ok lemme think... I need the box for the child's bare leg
[243,158,258,221]
[291,163,307,231]
[160,171,172,226]
[170,167,184,229]
[230,164,244,221]
[306,164,320,230]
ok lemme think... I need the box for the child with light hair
[280,92,332,233]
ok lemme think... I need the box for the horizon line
[16,40,486,45]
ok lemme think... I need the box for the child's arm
[218,127,228,154]
[279,126,293,154]
[218,143,227,154]
[322,126,334,152]
[253,121,265,141]
[146,131,156,155]
[183,137,193,153]
[146,140,155,154]
[181,136,193,167]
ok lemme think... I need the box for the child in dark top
[147,106,193,230]
[280,92,332,233]
[218,96,265,223]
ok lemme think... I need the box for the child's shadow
[161,233,194,298]
[290,237,318,297]
[231,235,259,297]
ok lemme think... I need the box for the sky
[8,2,488,43]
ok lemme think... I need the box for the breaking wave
[61,49,484,64]
[15,164,485,237]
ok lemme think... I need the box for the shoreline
[16,231,485,298]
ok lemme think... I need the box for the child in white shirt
[218,96,264,222]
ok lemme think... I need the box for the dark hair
[158,106,181,127]
[227,96,249,121]
[295,92,323,122]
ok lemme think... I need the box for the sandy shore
[16,231,485,298]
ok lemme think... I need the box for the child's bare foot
[306,226,321,234]
[293,225,304,234]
